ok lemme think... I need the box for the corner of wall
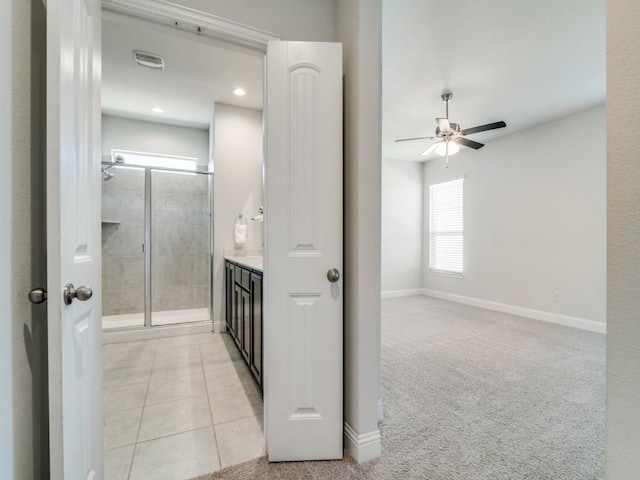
[336,0,383,464]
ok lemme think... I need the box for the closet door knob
[28,288,47,304]
[327,268,340,283]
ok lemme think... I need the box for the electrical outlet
[554,291,560,302]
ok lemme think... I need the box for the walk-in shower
[101,161,212,331]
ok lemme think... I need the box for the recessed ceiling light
[232,88,246,96]
[150,106,164,113]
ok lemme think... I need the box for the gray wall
[212,103,263,328]
[423,105,606,324]
[381,159,423,292]
[102,114,210,167]
[606,1,640,476]
[0,0,48,478]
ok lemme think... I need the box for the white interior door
[47,0,103,478]
[264,41,343,461]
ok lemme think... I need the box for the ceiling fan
[395,92,506,166]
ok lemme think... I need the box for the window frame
[110,149,199,172]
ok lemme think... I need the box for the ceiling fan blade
[420,142,440,157]
[460,121,506,136]
[394,136,437,143]
[455,137,484,150]
[436,118,451,133]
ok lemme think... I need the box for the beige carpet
[194,295,605,479]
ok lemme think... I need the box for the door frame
[100,0,352,462]
[102,0,281,51]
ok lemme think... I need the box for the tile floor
[103,332,264,480]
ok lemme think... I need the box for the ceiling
[102,13,264,129]
[102,1,606,147]
[382,0,606,162]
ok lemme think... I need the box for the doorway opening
[100,6,269,477]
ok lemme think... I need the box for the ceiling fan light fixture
[434,141,460,157]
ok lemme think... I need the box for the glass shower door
[101,166,146,329]
[150,169,211,326]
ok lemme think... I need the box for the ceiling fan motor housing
[435,123,460,137]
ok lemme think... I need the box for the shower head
[101,165,115,181]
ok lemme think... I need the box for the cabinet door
[250,273,263,387]
[233,283,242,348]
[241,287,251,362]
[225,262,234,334]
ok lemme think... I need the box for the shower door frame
[101,160,215,338]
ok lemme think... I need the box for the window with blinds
[429,178,464,276]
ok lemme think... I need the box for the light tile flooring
[103,332,264,480]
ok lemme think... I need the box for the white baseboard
[380,289,424,299]
[421,289,606,334]
[344,422,381,464]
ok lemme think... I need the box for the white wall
[422,105,606,325]
[606,1,640,477]
[381,159,423,292]
[337,0,383,463]
[102,114,210,167]
[175,0,336,41]
[211,103,263,328]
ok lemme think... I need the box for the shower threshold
[102,308,209,330]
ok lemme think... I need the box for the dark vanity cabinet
[225,260,263,390]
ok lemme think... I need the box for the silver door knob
[28,288,47,304]
[327,268,340,283]
[63,283,93,305]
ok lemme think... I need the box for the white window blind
[429,178,464,275]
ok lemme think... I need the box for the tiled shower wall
[101,167,210,316]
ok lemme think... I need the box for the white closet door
[264,40,344,462]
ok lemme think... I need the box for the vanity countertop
[225,255,263,273]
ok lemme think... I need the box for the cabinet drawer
[233,264,252,290]
[241,268,251,290]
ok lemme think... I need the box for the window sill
[428,269,464,279]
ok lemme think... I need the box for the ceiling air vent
[133,51,165,70]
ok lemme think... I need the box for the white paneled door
[47,0,103,478]
[265,41,343,461]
